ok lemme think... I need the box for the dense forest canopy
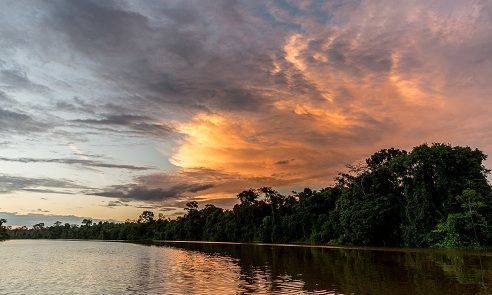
[5,143,492,248]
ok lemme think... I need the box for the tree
[138,211,155,223]
[237,189,259,205]
[259,187,285,243]
[3,143,491,249]
[33,223,45,230]
[428,189,492,247]
[81,219,93,227]
[184,201,198,212]
[402,144,491,247]
[333,149,407,246]
[0,218,8,239]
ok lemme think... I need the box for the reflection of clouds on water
[0,240,491,294]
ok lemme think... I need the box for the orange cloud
[165,0,492,202]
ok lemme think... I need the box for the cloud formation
[90,167,305,207]
[0,157,151,171]
[0,175,87,195]
[72,114,174,137]
[0,108,50,134]
[0,0,491,221]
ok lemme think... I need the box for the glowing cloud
[0,0,491,222]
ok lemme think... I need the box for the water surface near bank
[1,239,491,294]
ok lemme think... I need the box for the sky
[1,0,492,226]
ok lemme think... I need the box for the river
[0,240,491,294]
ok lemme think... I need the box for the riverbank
[150,240,492,255]
[5,237,492,254]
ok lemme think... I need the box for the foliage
[6,143,492,248]
[0,218,8,240]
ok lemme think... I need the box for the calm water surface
[1,240,492,294]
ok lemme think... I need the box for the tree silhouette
[138,211,155,223]
[5,143,492,248]
[0,219,8,239]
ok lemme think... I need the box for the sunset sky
[1,0,492,226]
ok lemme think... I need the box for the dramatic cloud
[89,167,304,207]
[92,183,214,202]
[0,0,491,223]
[34,0,283,116]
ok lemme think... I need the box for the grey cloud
[46,0,151,61]
[209,88,266,112]
[21,188,75,195]
[0,90,16,106]
[0,157,151,171]
[91,183,214,202]
[0,108,50,134]
[55,98,176,137]
[72,114,174,137]
[89,167,304,206]
[6,0,290,134]
[55,97,154,121]
[107,203,180,213]
[40,0,285,113]
[132,204,180,211]
[70,150,106,159]
[55,97,96,115]
[130,122,175,137]
[0,174,88,194]
[104,200,130,208]
[0,69,50,93]
[73,114,149,125]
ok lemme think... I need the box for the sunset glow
[1,0,491,225]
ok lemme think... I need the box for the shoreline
[5,238,492,255]
[152,240,492,255]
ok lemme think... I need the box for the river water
[0,240,491,294]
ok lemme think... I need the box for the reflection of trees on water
[159,242,492,295]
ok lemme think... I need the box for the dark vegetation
[0,218,8,240]
[6,143,492,248]
[164,242,492,294]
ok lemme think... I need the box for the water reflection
[154,241,492,295]
[1,240,491,294]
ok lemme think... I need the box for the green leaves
[7,143,492,249]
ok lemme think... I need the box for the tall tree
[0,219,8,239]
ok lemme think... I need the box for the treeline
[0,218,8,240]
[6,143,492,248]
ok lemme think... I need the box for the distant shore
[4,144,492,250]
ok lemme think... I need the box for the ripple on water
[0,240,491,295]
